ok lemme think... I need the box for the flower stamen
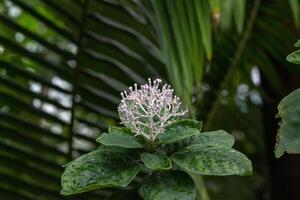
[118,78,188,141]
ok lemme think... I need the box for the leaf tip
[274,146,284,158]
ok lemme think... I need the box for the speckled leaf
[158,119,203,144]
[171,145,252,176]
[141,153,172,170]
[275,88,300,158]
[96,132,143,148]
[61,149,140,195]
[139,171,196,200]
[185,130,235,147]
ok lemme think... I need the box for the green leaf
[98,145,132,153]
[275,88,300,158]
[139,171,196,200]
[61,149,140,195]
[2,0,298,198]
[289,0,300,28]
[0,0,159,197]
[220,0,234,31]
[158,119,202,144]
[186,130,235,147]
[109,126,133,135]
[287,49,300,64]
[233,0,246,33]
[195,0,212,60]
[171,145,252,176]
[141,153,172,170]
[96,132,143,149]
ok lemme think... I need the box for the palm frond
[0,0,159,198]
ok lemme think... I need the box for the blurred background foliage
[0,0,300,199]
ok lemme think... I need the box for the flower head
[118,78,187,141]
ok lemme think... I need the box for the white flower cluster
[118,78,187,141]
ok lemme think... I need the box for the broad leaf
[139,171,196,200]
[0,0,298,198]
[275,88,300,158]
[185,130,235,147]
[96,133,143,149]
[141,153,172,170]
[0,0,157,198]
[158,119,202,144]
[61,149,140,195]
[171,145,252,176]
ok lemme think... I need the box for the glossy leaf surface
[171,145,252,176]
[158,119,202,144]
[186,130,235,147]
[61,149,140,195]
[141,153,172,170]
[139,171,196,200]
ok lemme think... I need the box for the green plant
[275,40,300,158]
[275,88,300,158]
[61,79,252,199]
[0,0,299,199]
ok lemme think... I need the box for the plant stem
[149,140,157,152]
[191,174,210,200]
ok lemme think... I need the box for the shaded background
[0,0,300,199]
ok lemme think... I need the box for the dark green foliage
[171,145,252,176]
[97,132,143,149]
[141,153,172,170]
[0,0,299,199]
[139,171,196,200]
[275,43,300,158]
[187,130,235,148]
[61,149,140,195]
[158,119,202,144]
[275,88,300,157]
[0,0,160,198]
[61,119,252,199]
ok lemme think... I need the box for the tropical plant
[275,88,300,158]
[274,40,300,158]
[0,0,300,200]
[61,79,252,199]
